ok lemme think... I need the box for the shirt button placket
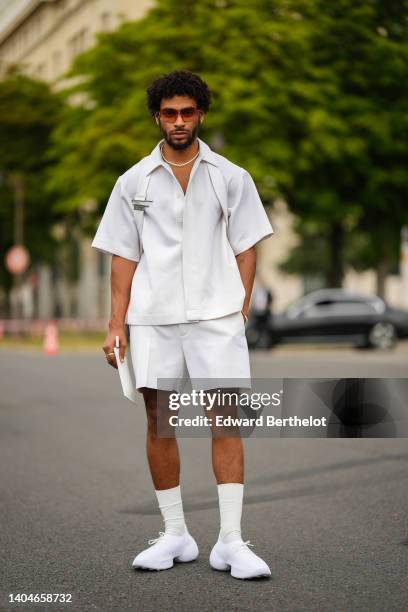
[182,193,201,320]
[176,192,184,223]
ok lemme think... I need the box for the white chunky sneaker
[132,529,199,571]
[209,537,271,579]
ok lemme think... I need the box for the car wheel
[246,327,262,349]
[367,321,396,350]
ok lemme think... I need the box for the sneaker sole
[210,563,271,580]
[132,559,174,571]
[231,570,272,580]
[132,550,199,571]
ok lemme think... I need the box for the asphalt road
[0,347,407,612]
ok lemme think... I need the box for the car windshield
[284,296,315,317]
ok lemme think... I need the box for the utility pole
[13,174,24,319]
[4,173,29,320]
[13,173,24,246]
[401,226,408,308]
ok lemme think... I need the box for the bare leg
[203,388,244,484]
[131,388,196,568]
[141,387,180,490]
[212,437,244,484]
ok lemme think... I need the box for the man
[248,280,274,348]
[92,70,274,580]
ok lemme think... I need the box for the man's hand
[103,255,137,368]
[103,326,127,369]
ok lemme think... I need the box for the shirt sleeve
[91,176,141,262]
[227,169,274,256]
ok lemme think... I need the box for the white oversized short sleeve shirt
[91,138,274,325]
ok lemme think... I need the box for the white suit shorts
[129,311,251,393]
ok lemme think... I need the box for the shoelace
[148,531,166,546]
[147,534,255,550]
[233,539,255,553]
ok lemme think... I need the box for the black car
[246,289,408,350]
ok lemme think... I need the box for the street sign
[5,244,30,275]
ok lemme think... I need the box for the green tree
[46,0,310,227]
[49,0,408,295]
[0,68,63,313]
[281,0,408,292]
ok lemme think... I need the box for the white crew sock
[154,485,187,536]
[217,482,244,543]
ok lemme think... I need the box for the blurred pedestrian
[250,281,274,347]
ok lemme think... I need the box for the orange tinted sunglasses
[158,107,201,122]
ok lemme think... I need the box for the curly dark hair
[147,70,212,116]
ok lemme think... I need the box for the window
[300,300,376,319]
[67,29,89,60]
[52,51,62,77]
[37,62,47,79]
[330,301,377,317]
[35,12,43,39]
[101,12,111,31]
[55,0,67,18]
[299,301,335,319]
[21,28,27,52]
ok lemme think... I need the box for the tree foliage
[47,0,408,288]
[0,69,63,291]
[281,0,408,287]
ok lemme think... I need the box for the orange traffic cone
[43,320,59,356]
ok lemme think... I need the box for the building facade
[0,0,153,82]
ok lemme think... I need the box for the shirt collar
[144,137,219,175]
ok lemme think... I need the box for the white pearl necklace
[160,141,200,167]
